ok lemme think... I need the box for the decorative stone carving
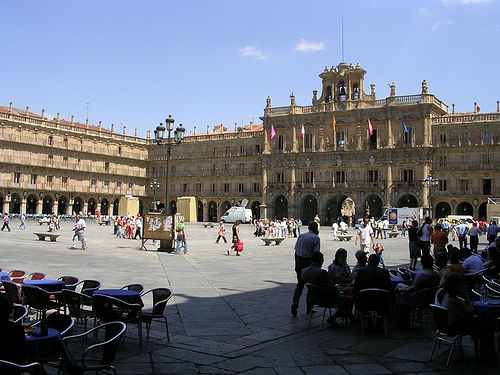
[422,80,428,94]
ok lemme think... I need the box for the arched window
[352,84,360,100]
[338,82,347,101]
[325,86,332,103]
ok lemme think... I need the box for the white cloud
[432,19,454,30]
[442,0,492,5]
[418,7,433,16]
[295,39,325,52]
[239,46,269,61]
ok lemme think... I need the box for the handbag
[236,241,244,252]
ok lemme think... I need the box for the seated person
[302,251,352,325]
[462,247,483,275]
[435,273,474,317]
[0,295,27,364]
[327,248,353,285]
[484,239,500,277]
[396,254,440,294]
[434,251,449,276]
[352,250,367,281]
[353,254,392,294]
[440,247,466,287]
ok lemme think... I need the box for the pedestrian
[70,212,87,250]
[228,220,241,256]
[418,217,433,257]
[408,220,421,270]
[456,221,469,249]
[382,217,389,239]
[355,217,375,252]
[332,220,339,240]
[175,219,188,254]
[291,221,320,316]
[216,221,227,243]
[1,214,11,232]
[375,220,383,239]
[373,243,385,268]
[487,220,498,245]
[468,221,480,253]
[430,223,448,255]
[401,220,407,237]
[134,215,142,239]
[18,214,26,230]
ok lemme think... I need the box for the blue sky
[1,0,498,137]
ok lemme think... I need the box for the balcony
[433,162,498,171]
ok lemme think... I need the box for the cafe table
[0,272,11,281]
[26,327,64,363]
[23,279,66,292]
[93,289,144,307]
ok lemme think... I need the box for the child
[373,242,385,268]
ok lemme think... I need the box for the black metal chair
[305,283,341,330]
[409,286,440,327]
[429,304,480,366]
[61,289,94,330]
[120,284,144,294]
[356,288,391,335]
[140,287,173,342]
[61,321,127,375]
[38,312,75,337]
[75,279,101,296]
[0,360,43,375]
[58,275,80,291]
[93,294,143,346]
[10,304,28,323]
[2,280,23,304]
[22,284,60,320]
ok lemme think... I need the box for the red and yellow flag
[333,116,337,133]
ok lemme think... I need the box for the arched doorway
[0,194,3,213]
[113,199,119,216]
[251,201,261,220]
[26,194,37,215]
[221,201,231,215]
[42,195,53,214]
[100,198,109,215]
[302,195,318,224]
[365,194,383,219]
[169,200,177,215]
[435,202,451,219]
[156,202,165,214]
[274,195,288,220]
[398,194,418,208]
[73,197,83,215]
[456,201,473,216]
[478,202,487,221]
[10,193,21,214]
[324,195,348,224]
[138,200,143,216]
[88,198,96,215]
[197,201,203,222]
[58,196,67,215]
[208,201,217,222]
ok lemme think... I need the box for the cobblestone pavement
[1,219,497,374]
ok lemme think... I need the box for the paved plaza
[1,219,497,374]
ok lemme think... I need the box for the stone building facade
[0,62,499,222]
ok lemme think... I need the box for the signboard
[143,214,173,241]
[388,209,398,225]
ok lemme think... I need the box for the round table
[93,289,144,307]
[0,272,11,281]
[26,328,63,362]
[473,300,500,319]
[23,280,66,292]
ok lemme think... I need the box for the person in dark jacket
[353,254,392,294]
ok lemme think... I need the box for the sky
[1,0,499,138]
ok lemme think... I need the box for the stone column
[423,115,431,147]
[83,201,88,215]
[1,198,5,214]
[385,163,392,206]
[68,202,74,215]
[422,163,431,210]
[21,198,26,215]
[292,123,298,152]
[52,201,58,215]
[357,123,362,151]
[386,117,393,148]
[259,204,268,221]
[263,124,270,153]
[96,203,102,214]
[332,119,337,152]
[318,126,325,152]
[109,202,114,216]
[36,200,43,215]
[203,202,209,222]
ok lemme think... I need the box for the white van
[220,207,252,223]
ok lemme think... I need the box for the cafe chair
[61,321,127,375]
[93,294,143,346]
[9,269,26,284]
[62,289,94,330]
[388,269,399,278]
[2,280,23,304]
[356,288,391,335]
[58,276,80,291]
[26,272,46,281]
[10,304,28,323]
[0,360,43,375]
[409,286,440,327]
[305,283,340,330]
[33,312,75,338]
[22,284,60,320]
[76,279,102,296]
[429,304,480,367]
[140,287,173,342]
[120,283,144,294]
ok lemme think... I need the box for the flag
[401,118,409,133]
[270,124,276,140]
[367,118,374,136]
[333,116,337,132]
[300,123,305,139]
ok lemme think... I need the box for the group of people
[113,215,142,240]
[214,220,242,256]
[253,218,303,238]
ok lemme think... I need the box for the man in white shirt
[70,213,87,250]
[383,218,389,239]
[339,221,348,234]
[355,218,375,252]
[332,220,339,240]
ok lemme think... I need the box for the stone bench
[203,223,215,228]
[388,232,399,238]
[337,235,353,241]
[34,232,60,242]
[38,219,51,225]
[261,237,285,246]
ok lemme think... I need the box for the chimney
[25,106,29,115]
[123,126,126,135]
[193,126,197,135]
[111,123,115,132]
[206,125,210,133]
[71,115,74,125]
[41,109,45,119]
[56,113,60,123]
[474,102,477,112]
[85,118,89,126]
[146,130,151,139]
[98,121,102,130]
[497,100,499,112]
[134,128,138,137]
[234,122,237,131]
[452,104,455,114]
[9,102,12,112]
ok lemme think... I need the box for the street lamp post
[154,115,185,252]
[421,174,439,219]
[149,179,160,212]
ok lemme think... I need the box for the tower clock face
[337,102,345,111]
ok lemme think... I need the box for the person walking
[18,214,26,230]
[216,221,227,244]
[408,220,421,270]
[355,217,375,252]
[70,213,87,250]
[468,221,480,253]
[487,220,498,245]
[175,219,188,254]
[134,215,142,239]
[456,221,469,249]
[1,214,11,232]
[291,221,320,316]
[228,220,241,256]
[419,217,433,257]
[382,218,389,239]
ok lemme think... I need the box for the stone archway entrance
[101,199,109,215]
[208,201,217,222]
[398,194,418,208]
[301,195,318,224]
[221,201,231,215]
[435,202,451,219]
[478,202,487,221]
[365,194,383,219]
[42,195,53,215]
[274,195,288,220]
[324,195,348,224]
[456,201,473,216]
[27,194,37,215]
[251,201,261,220]
[88,198,96,215]
[169,200,177,215]
[113,199,119,216]
[10,194,21,214]
[58,196,67,215]
[197,201,203,222]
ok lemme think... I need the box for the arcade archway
[251,201,261,220]
[365,194,383,219]
[478,202,487,221]
[10,193,21,214]
[42,195,53,215]
[208,201,217,222]
[274,195,288,220]
[301,195,318,224]
[88,198,96,215]
[100,199,109,215]
[197,201,203,222]
[58,196,67,215]
[324,194,349,224]
[73,197,83,215]
[113,199,119,215]
[398,194,418,208]
[456,201,473,216]
[26,194,37,215]
[435,202,451,219]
